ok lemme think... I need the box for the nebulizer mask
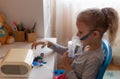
[68,35,84,58]
[68,31,93,58]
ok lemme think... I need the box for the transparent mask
[68,35,84,58]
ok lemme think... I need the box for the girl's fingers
[31,42,36,49]
[63,52,68,58]
[31,40,50,49]
[41,43,47,48]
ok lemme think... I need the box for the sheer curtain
[47,0,120,68]
[49,0,120,46]
[46,0,120,67]
[50,0,77,46]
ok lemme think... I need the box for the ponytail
[102,8,119,46]
[76,7,119,45]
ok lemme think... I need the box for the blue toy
[32,53,47,66]
[54,70,66,76]
[53,70,66,79]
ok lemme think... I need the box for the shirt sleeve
[48,43,68,55]
[82,57,101,79]
[67,70,78,79]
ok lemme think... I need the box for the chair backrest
[96,39,112,79]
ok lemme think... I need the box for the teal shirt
[0,27,6,37]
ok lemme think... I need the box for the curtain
[48,0,120,47]
[49,0,77,46]
[46,0,120,68]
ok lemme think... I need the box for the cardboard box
[26,32,37,42]
[14,31,25,42]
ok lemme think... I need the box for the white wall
[0,0,44,38]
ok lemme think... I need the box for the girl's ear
[93,31,100,38]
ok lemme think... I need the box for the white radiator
[0,48,34,77]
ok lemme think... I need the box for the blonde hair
[77,7,119,46]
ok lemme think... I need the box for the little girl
[32,7,119,79]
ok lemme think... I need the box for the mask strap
[80,31,93,41]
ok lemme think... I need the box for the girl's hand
[31,40,52,49]
[62,52,74,73]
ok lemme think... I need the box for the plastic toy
[53,70,67,79]
[32,53,47,66]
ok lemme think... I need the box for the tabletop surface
[0,38,57,79]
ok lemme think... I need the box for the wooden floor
[107,62,120,70]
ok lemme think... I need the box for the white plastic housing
[0,48,34,77]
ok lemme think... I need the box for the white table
[0,38,57,79]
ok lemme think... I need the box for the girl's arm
[48,42,68,55]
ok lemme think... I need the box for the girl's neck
[89,41,102,51]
